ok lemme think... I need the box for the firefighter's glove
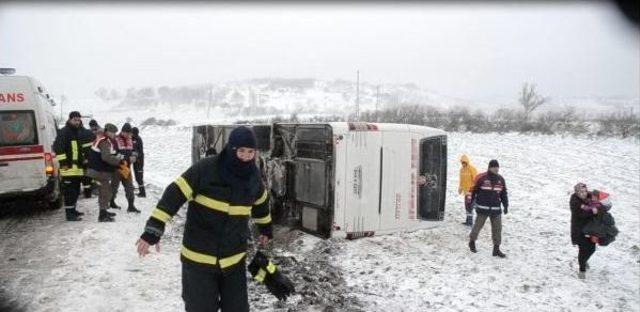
[503,206,508,215]
[249,251,295,301]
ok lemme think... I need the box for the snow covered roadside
[336,133,640,312]
[0,131,638,312]
[0,188,186,312]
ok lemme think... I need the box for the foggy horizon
[1,2,638,106]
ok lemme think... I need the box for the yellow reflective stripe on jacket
[255,269,267,282]
[254,190,268,205]
[180,246,246,268]
[55,154,67,161]
[194,195,251,216]
[71,140,79,161]
[60,166,83,176]
[82,142,92,148]
[253,214,272,225]
[174,176,194,201]
[181,245,217,265]
[151,208,171,223]
[218,252,246,269]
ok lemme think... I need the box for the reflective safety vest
[87,135,118,173]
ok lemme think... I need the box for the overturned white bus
[192,122,447,239]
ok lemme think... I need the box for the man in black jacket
[131,127,146,198]
[54,111,86,221]
[136,126,272,312]
[468,159,509,258]
[570,183,599,279]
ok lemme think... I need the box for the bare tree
[519,83,547,121]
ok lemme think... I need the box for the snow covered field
[1,129,638,312]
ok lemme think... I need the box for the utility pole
[60,95,65,121]
[356,70,360,121]
[206,84,213,119]
[376,84,380,111]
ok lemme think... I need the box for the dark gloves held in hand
[249,251,295,301]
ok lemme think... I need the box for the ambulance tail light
[44,153,54,175]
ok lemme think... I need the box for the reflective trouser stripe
[55,154,67,161]
[180,245,246,269]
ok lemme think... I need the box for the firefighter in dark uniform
[54,111,86,221]
[136,126,272,312]
[131,127,146,198]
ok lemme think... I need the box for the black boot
[461,215,473,226]
[106,210,116,217]
[109,199,121,209]
[493,245,506,258]
[137,186,146,198]
[65,208,82,221]
[98,209,115,222]
[83,188,92,199]
[72,209,85,217]
[469,240,477,253]
[127,198,141,213]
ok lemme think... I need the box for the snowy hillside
[1,128,638,312]
[59,78,639,129]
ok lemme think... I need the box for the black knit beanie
[68,111,81,119]
[121,123,133,133]
[228,126,257,149]
[488,159,500,168]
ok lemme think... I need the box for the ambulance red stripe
[0,145,44,156]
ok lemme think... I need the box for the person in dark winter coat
[110,123,140,213]
[89,119,101,134]
[570,182,599,279]
[79,121,97,199]
[136,126,272,312]
[86,123,123,222]
[468,159,509,258]
[131,127,146,198]
[53,111,86,221]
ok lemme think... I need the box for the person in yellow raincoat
[458,154,478,226]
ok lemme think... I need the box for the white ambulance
[0,69,62,209]
[192,122,447,239]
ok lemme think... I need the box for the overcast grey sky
[0,2,638,104]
